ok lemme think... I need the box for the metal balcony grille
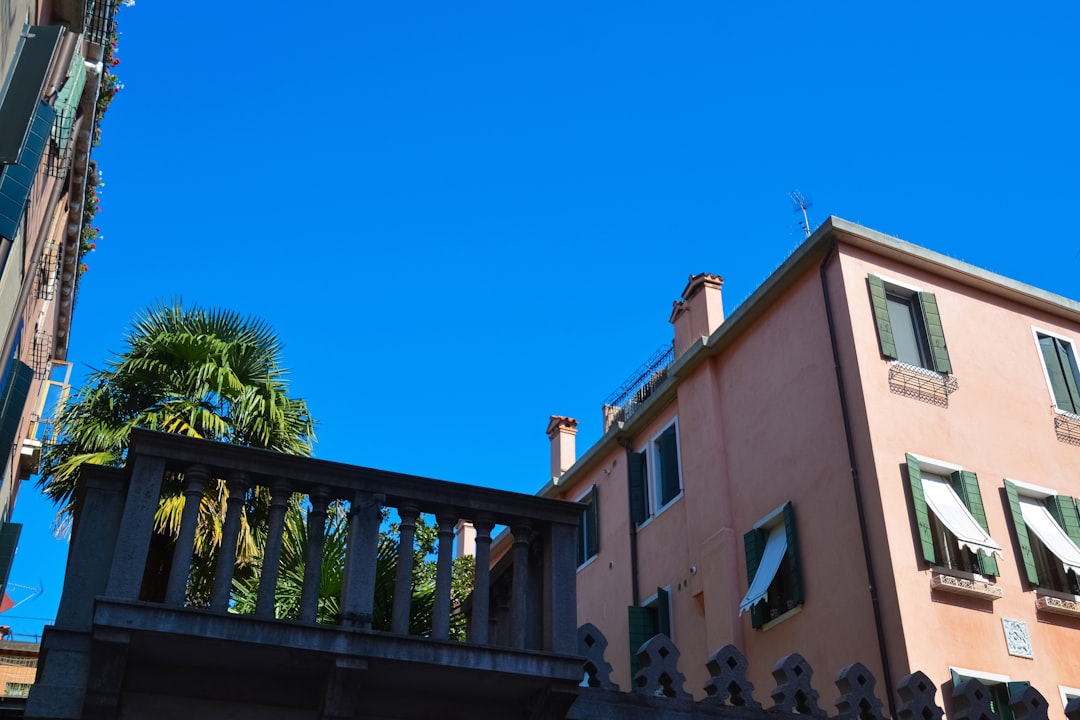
[84,0,119,45]
[34,242,59,300]
[31,332,53,380]
[602,343,674,430]
[45,141,71,177]
[1054,411,1080,446]
[888,362,958,408]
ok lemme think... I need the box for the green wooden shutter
[1039,336,1080,414]
[951,470,998,576]
[627,604,657,680]
[1004,480,1039,586]
[918,292,952,374]
[0,102,55,241]
[782,502,804,606]
[907,454,936,565]
[1056,338,1080,414]
[656,587,670,637]
[868,275,897,359]
[1045,494,1080,593]
[657,425,680,506]
[0,523,20,596]
[50,51,87,159]
[585,486,599,559]
[743,526,769,628]
[628,449,648,525]
[0,360,33,459]
[0,25,62,164]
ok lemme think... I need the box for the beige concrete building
[0,0,115,595]
[543,217,1080,719]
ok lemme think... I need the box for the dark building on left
[0,0,118,598]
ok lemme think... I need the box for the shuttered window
[0,101,55,241]
[741,501,803,629]
[628,448,648,525]
[627,587,669,680]
[654,423,681,507]
[0,360,33,461]
[576,485,599,567]
[1037,333,1080,415]
[1003,479,1080,594]
[868,275,952,373]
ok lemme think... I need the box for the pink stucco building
[541,217,1080,719]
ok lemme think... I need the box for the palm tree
[38,300,315,589]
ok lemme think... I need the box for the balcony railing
[56,430,582,660]
[602,343,674,431]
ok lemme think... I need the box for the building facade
[542,217,1080,719]
[0,0,115,595]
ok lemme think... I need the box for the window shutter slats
[657,425,680,506]
[906,454,936,565]
[918,292,952,374]
[1055,338,1080,413]
[656,587,671,637]
[627,604,657,680]
[868,275,897,360]
[0,360,33,459]
[743,527,769,628]
[585,486,599,559]
[1039,335,1079,414]
[1004,480,1039,586]
[782,502,804,606]
[951,470,998,576]
[628,449,647,525]
[0,102,56,241]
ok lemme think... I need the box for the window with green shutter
[950,670,1029,720]
[867,275,952,373]
[576,485,599,568]
[627,587,670,680]
[1036,332,1080,415]
[653,422,681,508]
[741,501,803,629]
[1003,479,1080,594]
[628,448,648,526]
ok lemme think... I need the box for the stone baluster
[340,491,383,629]
[164,465,209,607]
[469,516,494,645]
[255,480,292,618]
[431,513,458,640]
[299,488,331,623]
[510,522,531,649]
[391,504,419,634]
[211,473,249,611]
[105,454,167,600]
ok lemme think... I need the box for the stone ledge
[930,570,1003,600]
[1035,591,1080,618]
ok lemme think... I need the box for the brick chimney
[546,415,579,483]
[669,273,724,358]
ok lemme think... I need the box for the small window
[740,502,803,629]
[1003,479,1080,594]
[906,454,1001,576]
[950,669,1029,720]
[576,486,599,568]
[868,275,952,373]
[1035,331,1080,415]
[627,587,670,679]
[3,682,29,698]
[627,420,682,525]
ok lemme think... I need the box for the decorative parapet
[1034,591,1080,618]
[930,570,1003,600]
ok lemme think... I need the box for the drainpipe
[819,241,897,717]
[619,441,640,606]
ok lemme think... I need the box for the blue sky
[5,2,1080,638]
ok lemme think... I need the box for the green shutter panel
[782,502,804,607]
[743,526,769,628]
[656,587,671,637]
[585,486,599,559]
[868,275,897,360]
[0,523,20,597]
[1004,480,1039,586]
[1055,338,1080,413]
[0,102,55,241]
[1045,495,1080,594]
[918,292,952,374]
[1039,336,1078,414]
[628,449,647,525]
[907,454,936,565]
[0,360,33,459]
[658,425,680,506]
[951,470,998,576]
[627,605,657,680]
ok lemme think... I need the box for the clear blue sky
[5,1,1080,638]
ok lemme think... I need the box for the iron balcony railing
[601,343,674,431]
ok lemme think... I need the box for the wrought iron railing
[30,333,52,381]
[602,344,674,430]
[84,0,119,45]
[34,243,58,300]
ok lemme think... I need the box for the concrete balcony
[27,430,583,720]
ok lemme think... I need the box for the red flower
[89,243,97,250]
[80,264,88,272]
[95,205,101,212]
[111,58,120,66]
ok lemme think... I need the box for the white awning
[1019,497,1080,576]
[739,526,786,615]
[922,476,1003,558]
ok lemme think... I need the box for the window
[1035,331,1080,415]
[627,420,682,525]
[627,587,670,678]
[906,454,1001,576]
[868,275,952,373]
[1003,479,1080,594]
[3,682,29,698]
[950,668,1029,720]
[740,501,803,628]
[576,485,599,568]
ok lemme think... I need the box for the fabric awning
[1019,497,1080,576]
[922,476,1003,558]
[739,526,786,614]
[50,52,87,157]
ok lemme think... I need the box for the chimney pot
[670,272,724,358]
[547,415,579,482]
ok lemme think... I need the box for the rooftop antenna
[790,190,813,237]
